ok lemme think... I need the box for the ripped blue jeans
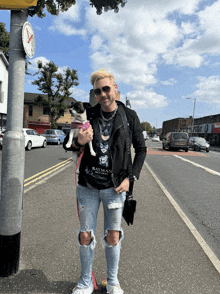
[76,184,126,289]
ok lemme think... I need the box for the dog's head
[69,101,91,121]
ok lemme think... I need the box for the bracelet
[74,137,84,148]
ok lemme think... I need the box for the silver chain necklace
[100,104,118,122]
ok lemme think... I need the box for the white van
[142,131,148,140]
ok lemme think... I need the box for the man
[64,69,146,294]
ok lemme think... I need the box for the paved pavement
[1,160,220,294]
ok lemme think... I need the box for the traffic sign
[0,0,37,10]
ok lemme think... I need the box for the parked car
[42,129,66,145]
[152,135,160,142]
[163,132,189,152]
[189,137,210,152]
[0,130,6,149]
[23,128,47,151]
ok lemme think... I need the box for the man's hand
[78,125,94,145]
[115,178,130,194]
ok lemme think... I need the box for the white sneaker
[106,284,124,294]
[71,283,94,294]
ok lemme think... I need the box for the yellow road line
[24,158,72,183]
[24,158,72,187]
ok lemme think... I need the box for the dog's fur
[65,101,96,156]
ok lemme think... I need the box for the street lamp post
[187,98,196,134]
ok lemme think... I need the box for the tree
[0,22,10,61]
[141,122,152,134]
[28,0,127,18]
[32,60,79,129]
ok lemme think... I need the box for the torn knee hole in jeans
[102,229,124,248]
[107,202,123,209]
[77,230,96,249]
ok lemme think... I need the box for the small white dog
[65,101,96,156]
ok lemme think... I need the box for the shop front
[28,121,51,134]
[212,122,220,146]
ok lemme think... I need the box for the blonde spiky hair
[90,68,115,87]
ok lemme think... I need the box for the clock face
[22,22,36,58]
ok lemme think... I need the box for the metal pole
[192,98,196,135]
[0,10,27,277]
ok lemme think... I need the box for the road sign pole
[0,10,27,277]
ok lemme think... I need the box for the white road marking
[174,155,220,177]
[144,161,220,274]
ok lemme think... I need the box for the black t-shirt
[84,111,116,189]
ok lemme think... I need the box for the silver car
[163,132,189,152]
[189,137,210,152]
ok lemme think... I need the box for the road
[0,144,72,188]
[23,144,71,179]
[1,140,220,265]
[146,138,220,262]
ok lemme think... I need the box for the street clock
[0,0,37,10]
[22,22,36,58]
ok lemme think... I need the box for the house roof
[24,92,76,107]
[0,50,9,69]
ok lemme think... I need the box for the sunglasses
[94,86,111,96]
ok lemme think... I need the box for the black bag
[120,108,137,226]
[123,193,137,226]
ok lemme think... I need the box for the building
[162,117,192,134]
[23,92,76,133]
[0,51,9,132]
[162,114,220,146]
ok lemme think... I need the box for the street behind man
[64,68,146,294]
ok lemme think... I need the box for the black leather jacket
[63,101,146,188]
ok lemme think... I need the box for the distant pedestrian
[64,68,146,294]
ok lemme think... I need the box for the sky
[1,0,220,128]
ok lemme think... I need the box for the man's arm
[131,111,147,179]
[63,125,94,151]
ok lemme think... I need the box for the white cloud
[48,3,86,36]
[87,5,181,90]
[165,0,220,67]
[90,35,104,51]
[34,26,42,31]
[163,46,204,68]
[181,22,196,36]
[194,0,220,55]
[127,0,200,16]
[192,76,220,103]
[125,90,168,109]
[45,0,220,110]
[161,78,177,86]
[85,0,204,94]
[71,87,90,102]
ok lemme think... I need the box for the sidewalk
[1,162,220,294]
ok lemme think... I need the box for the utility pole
[192,98,196,134]
[126,97,131,108]
[0,10,28,277]
[186,97,196,134]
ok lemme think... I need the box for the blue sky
[1,0,220,128]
